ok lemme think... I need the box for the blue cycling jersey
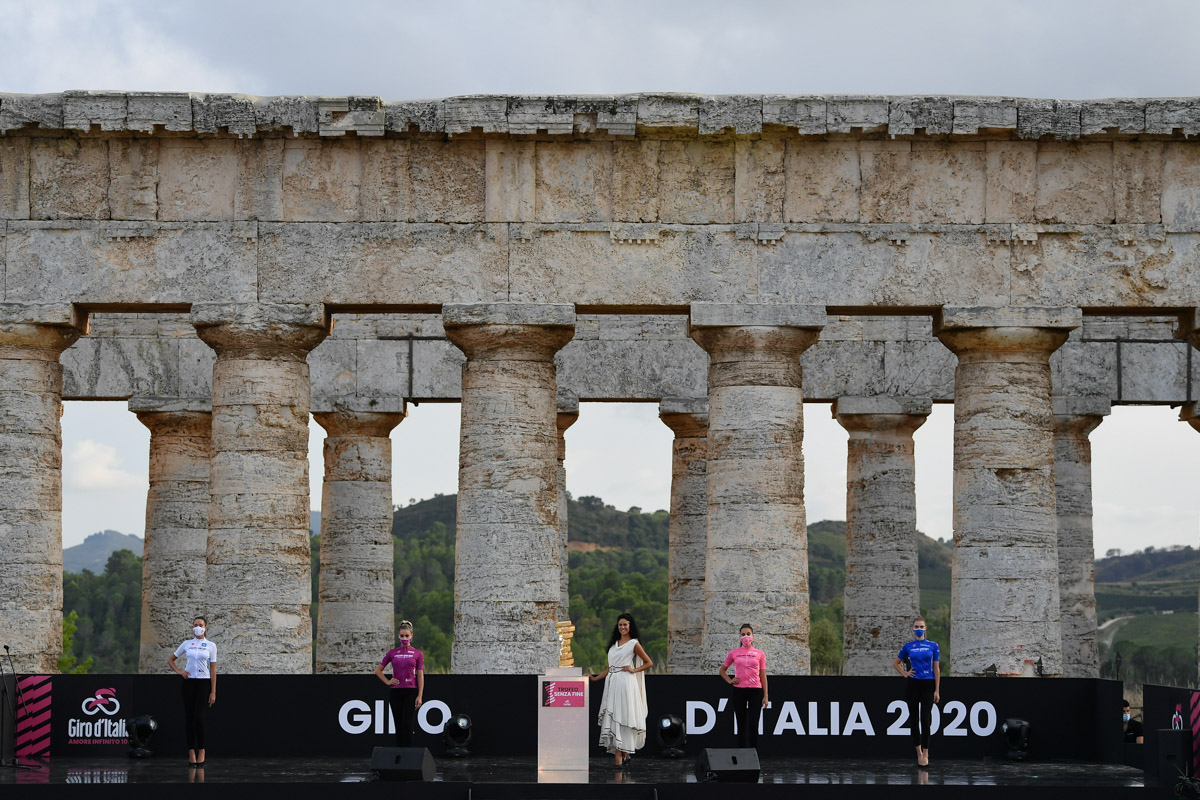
[898,639,939,680]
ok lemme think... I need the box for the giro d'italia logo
[81,688,121,716]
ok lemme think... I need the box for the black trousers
[905,678,935,749]
[387,688,419,746]
[181,679,209,751]
[731,687,764,748]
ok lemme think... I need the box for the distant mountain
[63,530,143,574]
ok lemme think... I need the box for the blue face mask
[1122,713,1131,722]
[914,629,926,637]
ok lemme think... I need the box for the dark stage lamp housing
[1001,718,1031,760]
[656,713,686,758]
[127,714,157,758]
[442,713,473,757]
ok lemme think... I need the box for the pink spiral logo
[81,688,120,716]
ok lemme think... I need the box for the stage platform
[0,755,1160,798]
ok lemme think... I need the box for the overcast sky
[5,0,1197,556]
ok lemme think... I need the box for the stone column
[1052,396,1109,679]
[0,304,86,674]
[659,397,709,674]
[555,393,579,622]
[443,303,575,674]
[689,303,825,674]
[935,306,1080,677]
[833,396,932,677]
[191,303,329,674]
[131,398,212,674]
[312,405,407,673]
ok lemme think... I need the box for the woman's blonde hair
[398,620,413,633]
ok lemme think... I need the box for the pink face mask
[741,635,754,647]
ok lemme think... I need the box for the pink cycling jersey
[723,647,766,689]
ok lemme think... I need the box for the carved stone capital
[191,303,330,360]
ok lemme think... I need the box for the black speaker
[370,746,435,781]
[694,747,760,782]
[1153,729,1191,785]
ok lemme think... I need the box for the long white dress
[597,638,648,754]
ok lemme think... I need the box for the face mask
[399,637,411,646]
[193,626,206,637]
[741,635,754,647]
[1122,713,1131,722]
[914,629,925,637]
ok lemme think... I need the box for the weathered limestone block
[443,303,575,673]
[108,139,159,221]
[613,140,661,222]
[535,142,613,223]
[0,93,65,133]
[253,96,319,135]
[783,142,860,223]
[444,96,508,135]
[1146,100,1200,137]
[485,140,534,223]
[257,223,509,305]
[637,94,701,131]
[657,142,735,224]
[30,138,110,220]
[1035,142,1115,224]
[191,302,329,674]
[659,398,708,674]
[191,93,256,136]
[383,99,445,134]
[690,303,824,674]
[936,306,1081,677]
[282,139,362,222]
[985,141,1036,223]
[734,140,784,223]
[952,98,1018,135]
[126,92,192,133]
[63,91,127,132]
[1018,99,1082,140]
[235,139,284,221]
[1162,144,1200,232]
[555,394,579,621]
[1010,230,1200,308]
[158,139,236,222]
[557,315,708,401]
[0,303,86,674]
[313,408,405,673]
[1080,100,1145,136]
[910,143,985,225]
[889,97,953,136]
[1114,142,1163,224]
[0,137,30,219]
[834,396,931,677]
[762,95,827,135]
[3,222,258,305]
[132,399,211,674]
[699,95,762,135]
[1052,396,1109,679]
[827,96,889,134]
[860,141,911,223]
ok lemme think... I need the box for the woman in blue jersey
[893,616,939,766]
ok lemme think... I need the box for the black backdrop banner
[17,674,1123,761]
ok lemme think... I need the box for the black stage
[0,755,1162,798]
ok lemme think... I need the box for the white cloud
[65,439,145,492]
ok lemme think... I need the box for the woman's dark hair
[607,613,641,651]
[740,623,754,634]
[193,616,207,626]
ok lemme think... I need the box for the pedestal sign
[537,667,588,781]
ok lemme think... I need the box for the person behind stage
[893,616,940,767]
[167,616,217,767]
[1122,699,1144,744]
[375,620,424,746]
[589,612,652,767]
[719,622,768,748]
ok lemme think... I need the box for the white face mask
[193,626,206,637]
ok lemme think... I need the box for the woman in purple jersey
[375,620,425,746]
[893,616,940,766]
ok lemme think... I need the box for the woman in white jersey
[168,616,217,767]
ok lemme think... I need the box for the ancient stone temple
[0,91,1197,676]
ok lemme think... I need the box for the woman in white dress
[589,612,652,767]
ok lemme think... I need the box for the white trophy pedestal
[537,666,589,782]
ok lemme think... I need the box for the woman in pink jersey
[375,620,425,746]
[718,623,768,748]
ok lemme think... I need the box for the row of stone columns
[0,300,1175,677]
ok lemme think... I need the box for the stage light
[126,715,157,758]
[1001,718,1030,760]
[656,713,686,758]
[442,713,472,758]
